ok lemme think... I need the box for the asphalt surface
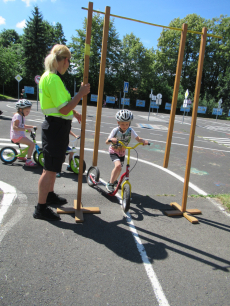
[0,99,230,306]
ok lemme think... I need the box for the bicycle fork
[121,150,132,199]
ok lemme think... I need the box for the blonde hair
[44,44,71,73]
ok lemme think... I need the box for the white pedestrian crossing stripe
[202,125,230,133]
[138,124,168,130]
[202,137,230,148]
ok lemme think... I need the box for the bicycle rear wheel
[0,147,17,164]
[33,151,40,166]
[87,166,100,187]
[122,184,131,213]
[70,155,86,174]
[38,152,44,167]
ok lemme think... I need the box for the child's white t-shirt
[10,113,25,140]
[108,126,138,157]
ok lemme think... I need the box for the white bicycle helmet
[16,99,32,110]
[115,109,133,122]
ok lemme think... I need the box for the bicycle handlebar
[108,139,150,149]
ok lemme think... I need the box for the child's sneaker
[17,157,27,161]
[25,160,37,167]
[113,180,121,189]
[106,182,114,193]
[66,165,73,172]
[56,172,61,177]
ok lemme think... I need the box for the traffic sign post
[156,93,162,115]
[148,89,153,121]
[15,75,22,99]
[35,75,41,111]
[216,99,222,121]
[182,89,189,123]
[123,81,129,109]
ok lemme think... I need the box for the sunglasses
[67,58,70,64]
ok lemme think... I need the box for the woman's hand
[79,82,90,97]
[73,111,82,123]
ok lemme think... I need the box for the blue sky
[0,0,229,49]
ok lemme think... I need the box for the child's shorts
[11,136,24,143]
[109,153,125,167]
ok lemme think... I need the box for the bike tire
[38,152,44,167]
[0,147,17,164]
[33,151,40,166]
[122,184,131,213]
[70,155,86,174]
[87,166,100,187]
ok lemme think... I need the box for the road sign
[35,75,41,84]
[15,75,22,82]
[185,89,189,99]
[124,82,129,93]
[157,93,162,99]
[24,86,34,94]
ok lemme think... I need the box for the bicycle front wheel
[0,147,17,164]
[87,166,100,187]
[122,184,131,213]
[70,155,86,174]
[38,152,44,167]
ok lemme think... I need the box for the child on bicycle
[105,109,149,193]
[10,99,37,167]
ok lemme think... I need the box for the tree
[69,14,121,96]
[22,6,48,83]
[0,29,21,47]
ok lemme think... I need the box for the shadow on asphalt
[128,193,173,221]
[196,216,230,233]
[0,116,11,121]
[49,214,169,264]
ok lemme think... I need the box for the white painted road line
[0,181,17,224]
[100,177,170,306]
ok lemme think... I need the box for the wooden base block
[57,207,75,214]
[186,208,202,215]
[170,202,183,211]
[183,212,199,224]
[75,209,84,223]
[165,202,201,224]
[56,200,101,223]
[82,207,101,214]
[164,210,183,216]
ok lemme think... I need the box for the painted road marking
[138,124,168,131]
[99,177,170,306]
[202,137,230,148]
[0,181,17,224]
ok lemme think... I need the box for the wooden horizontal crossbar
[81,7,222,39]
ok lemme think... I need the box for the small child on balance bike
[105,109,149,193]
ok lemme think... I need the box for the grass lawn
[190,194,230,212]
[0,94,16,100]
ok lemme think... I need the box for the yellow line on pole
[81,7,222,39]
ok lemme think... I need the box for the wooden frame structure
[59,2,222,223]
[57,2,101,222]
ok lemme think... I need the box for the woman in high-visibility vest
[34,44,90,221]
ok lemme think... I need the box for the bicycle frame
[15,129,40,158]
[109,141,143,197]
[88,141,143,197]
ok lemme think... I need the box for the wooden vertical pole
[56,2,100,221]
[76,1,93,216]
[92,6,110,167]
[163,23,188,168]
[181,27,207,212]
